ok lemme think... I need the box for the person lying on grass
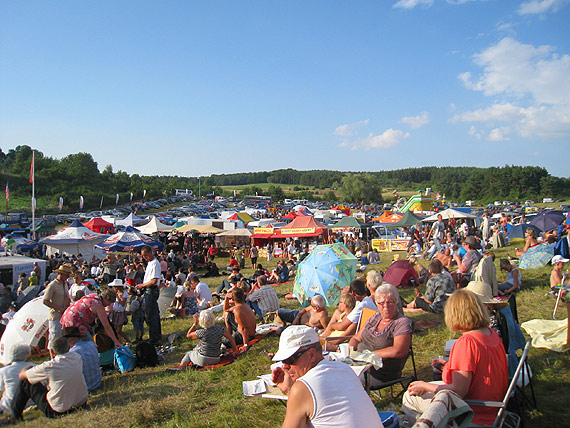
[168,310,237,371]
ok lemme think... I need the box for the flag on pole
[130,192,133,202]
[79,196,84,210]
[58,197,63,211]
[115,194,119,205]
[143,189,147,198]
[100,196,104,209]
[436,192,441,201]
[29,152,35,184]
[5,183,8,201]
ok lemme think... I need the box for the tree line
[0,146,568,213]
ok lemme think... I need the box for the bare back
[234,303,257,340]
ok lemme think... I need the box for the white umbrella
[0,297,50,364]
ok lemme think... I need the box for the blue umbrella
[292,243,357,307]
[519,244,554,269]
[506,224,541,240]
[529,211,565,232]
[95,226,163,252]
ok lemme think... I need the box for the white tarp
[136,216,174,234]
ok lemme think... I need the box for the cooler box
[378,411,399,428]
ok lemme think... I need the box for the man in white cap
[271,325,383,428]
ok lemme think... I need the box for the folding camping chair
[367,341,417,400]
[323,307,377,351]
[465,339,533,428]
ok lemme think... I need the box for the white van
[543,198,553,203]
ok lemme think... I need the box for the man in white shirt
[189,275,213,310]
[136,245,162,345]
[272,326,382,428]
[11,337,87,421]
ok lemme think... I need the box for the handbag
[114,345,135,373]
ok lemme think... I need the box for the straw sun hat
[465,281,510,310]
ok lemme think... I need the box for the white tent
[136,216,174,234]
[217,229,252,237]
[39,219,107,260]
[0,297,49,364]
[0,255,47,287]
[115,213,146,227]
[422,208,476,222]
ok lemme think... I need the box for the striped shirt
[71,340,102,392]
[247,285,279,316]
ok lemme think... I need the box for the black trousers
[12,379,61,419]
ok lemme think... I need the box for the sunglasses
[282,346,311,365]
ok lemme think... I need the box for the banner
[100,196,104,209]
[253,227,274,234]
[115,194,119,205]
[29,152,34,184]
[281,227,315,235]
[5,183,8,201]
[79,196,84,210]
[143,189,147,198]
[58,197,63,211]
[130,192,133,202]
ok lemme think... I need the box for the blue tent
[95,226,163,252]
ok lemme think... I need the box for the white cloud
[342,129,411,150]
[460,37,570,105]
[487,128,511,141]
[518,0,569,15]
[393,0,434,9]
[333,119,369,137]
[452,102,570,139]
[468,125,482,139]
[400,111,430,129]
[454,37,570,140]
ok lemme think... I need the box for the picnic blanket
[521,318,569,352]
[412,390,474,428]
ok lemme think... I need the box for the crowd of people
[0,209,566,426]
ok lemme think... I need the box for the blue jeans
[144,287,161,343]
[248,301,263,318]
[277,309,300,324]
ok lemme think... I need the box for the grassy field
[14,241,569,427]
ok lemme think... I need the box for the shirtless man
[550,255,569,290]
[274,295,330,334]
[223,286,256,346]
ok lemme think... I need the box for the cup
[338,343,350,358]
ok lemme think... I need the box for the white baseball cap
[552,255,570,264]
[272,325,319,362]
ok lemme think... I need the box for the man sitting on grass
[223,286,257,346]
[272,295,330,334]
[405,260,455,313]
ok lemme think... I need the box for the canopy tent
[95,226,163,252]
[393,211,425,228]
[172,220,186,228]
[176,224,224,234]
[292,243,357,307]
[1,234,40,254]
[282,212,297,220]
[39,219,107,260]
[217,227,252,247]
[136,216,175,234]
[115,212,147,227]
[372,211,403,224]
[0,297,50,365]
[227,212,256,225]
[83,217,114,234]
[332,204,351,216]
[330,216,371,230]
[422,208,476,222]
[217,229,252,238]
[273,215,328,239]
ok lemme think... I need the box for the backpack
[126,296,141,315]
[135,341,159,368]
[114,346,135,373]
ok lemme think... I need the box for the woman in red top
[402,289,508,426]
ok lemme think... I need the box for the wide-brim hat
[62,326,85,338]
[273,325,319,362]
[108,278,124,287]
[463,236,481,250]
[53,264,73,276]
[465,281,510,309]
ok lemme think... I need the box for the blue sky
[1,0,569,178]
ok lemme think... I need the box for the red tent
[273,215,328,239]
[332,204,351,216]
[83,217,114,234]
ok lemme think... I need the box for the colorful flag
[79,196,84,210]
[436,192,441,201]
[115,194,119,205]
[5,183,8,201]
[58,197,63,211]
[29,152,35,184]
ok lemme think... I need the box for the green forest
[0,145,568,213]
